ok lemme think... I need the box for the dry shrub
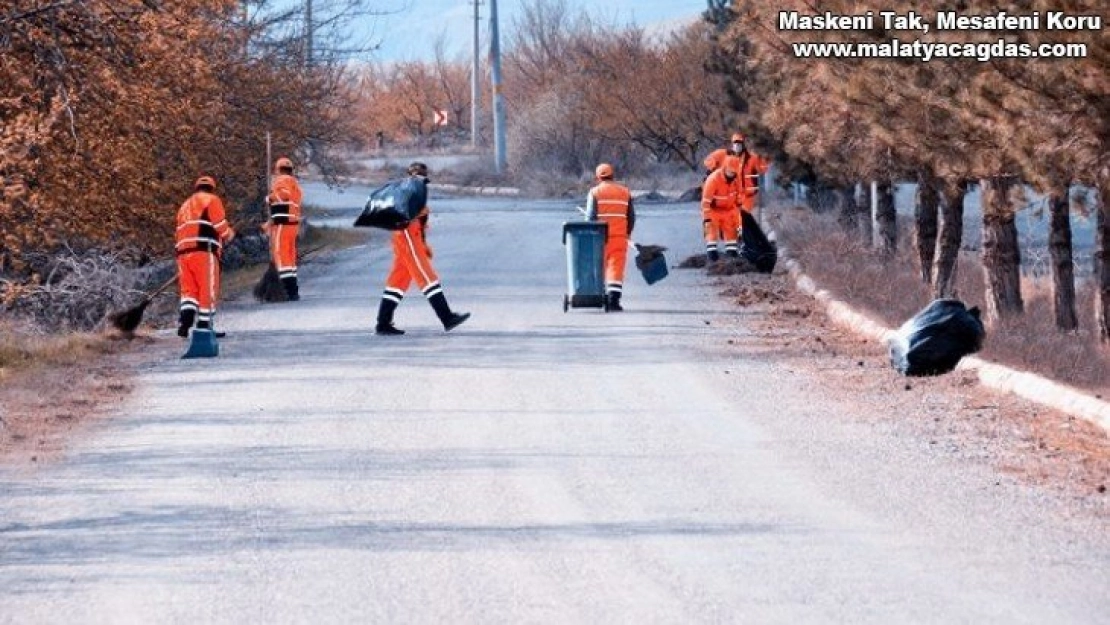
[775,208,1110,396]
[1,251,155,332]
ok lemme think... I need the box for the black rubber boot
[706,250,720,263]
[726,249,739,259]
[177,308,196,338]
[281,276,300,301]
[428,292,470,332]
[375,298,405,335]
[607,292,624,312]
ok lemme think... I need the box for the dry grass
[0,319,116,373]
[773,207,1110,397]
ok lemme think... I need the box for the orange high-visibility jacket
[586,181,635,238]
[175,191,234,255]
[701,169,741,214]
[737,151,769,200]
[703,147,736,173]
[268,174,303,224]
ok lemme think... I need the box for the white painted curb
[779,252,1110,434]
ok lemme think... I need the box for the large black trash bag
[354,177,428,229]
[740,211,777,273]
[889,299,985,376]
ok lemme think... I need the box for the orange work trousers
[382,222,441,304]
[177,250,220,325]
[604,236,628,294]
[703,209,740,254]
[270,222,299,280]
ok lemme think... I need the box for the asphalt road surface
[1,187,1107,623]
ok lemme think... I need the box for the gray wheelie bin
[562,221,608,312]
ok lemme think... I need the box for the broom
[252,244,328,303]
[109,273,178,336]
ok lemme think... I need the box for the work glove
[709,198,717,209]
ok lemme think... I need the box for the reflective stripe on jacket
[268,174,304,224]
[701,169,741,213]
[738,152,769,197]
[586,181,634,238]
[175,191,233,255]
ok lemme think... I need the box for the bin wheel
[563,295,569,313]
[603,300,610,313]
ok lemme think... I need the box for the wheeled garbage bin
[562,221,608,312]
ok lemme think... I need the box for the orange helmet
[595,163,614,179]
[274,157,294,173]
[730,132,745,143]
[194,176,216,190]
[723,156,742,174]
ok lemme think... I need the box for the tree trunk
[872,180,896,256]
[980,176,1024,324]
[856,182,872,247]
[836,185,858,234]
[914,173,940,284]
[1097,180,1110,342]
[1047,185,1077,331]
[933,179,966,299]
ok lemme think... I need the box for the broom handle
[144,273,178,303]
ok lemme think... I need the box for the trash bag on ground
[889,299,985,376]
[354,177,427,229]
[740,211,777,273]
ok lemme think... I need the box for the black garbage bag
[740,211,777,273]
[889,299,985,376]
[354,177,428,230]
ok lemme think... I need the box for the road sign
[433,109,448,126]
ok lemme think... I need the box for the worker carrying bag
[354,177,428,230]
[889,299,985,376]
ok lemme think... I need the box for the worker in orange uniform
[266,156,303,301]
[176,176,235,357]
[733,136,770,213]
[585,163,635,312]
[375,162,470,335]
[703,132,746,177]
[701,156,742,262]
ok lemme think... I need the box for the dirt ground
[0,333,170,467]
[708,267,1110,518]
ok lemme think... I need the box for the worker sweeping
[176,175,235,357]
[375,162,470,335]
[701,156,742,262]
[702,132,746,177]
[266,156,303,301]
[585,163,635,312]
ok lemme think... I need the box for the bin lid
[562,221,607,233]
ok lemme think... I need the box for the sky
[351,0,707,62]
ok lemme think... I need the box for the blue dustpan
[182,329,219,359]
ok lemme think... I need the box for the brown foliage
[0,1,356,280]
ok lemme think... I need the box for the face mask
[733,142,744,152]
[724,171,736,181]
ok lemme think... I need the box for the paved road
[1,187,1107,623]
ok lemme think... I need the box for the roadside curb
[779,254,1110,434]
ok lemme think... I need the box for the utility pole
[489,0,507,173]
[305,0,314,67]
[471,0,482,149]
